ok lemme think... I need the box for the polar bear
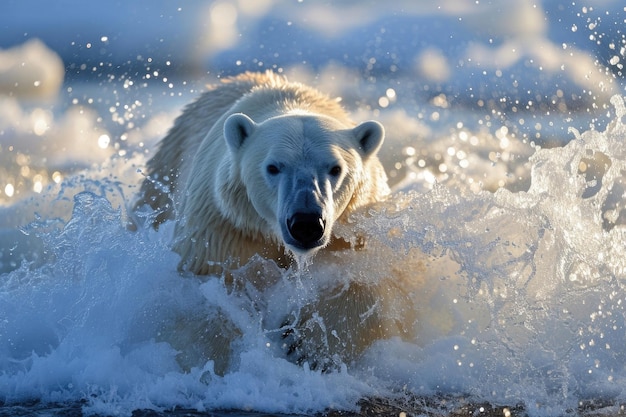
[135,71,389,273]
[134,71,416,374]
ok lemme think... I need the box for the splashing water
[2,98,626,416]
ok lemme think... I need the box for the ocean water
[2,1,626,416]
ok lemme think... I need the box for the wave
[2,97,626,416]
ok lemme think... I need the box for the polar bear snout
[286,212,327,250]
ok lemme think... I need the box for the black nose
[287,213,325,247]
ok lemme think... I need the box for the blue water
[2,1,626,416]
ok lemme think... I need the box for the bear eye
[329,165,342,177]
[266,164,280,175]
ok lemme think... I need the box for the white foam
[2,99,626,416]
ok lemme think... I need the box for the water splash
[2,98,626,416]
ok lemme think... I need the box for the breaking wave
[2,95,626,416]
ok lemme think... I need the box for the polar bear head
[222,112,385,257]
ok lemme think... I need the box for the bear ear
[224,113,257,153]
[353,120,385,158]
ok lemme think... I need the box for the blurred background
[0,0,624,205]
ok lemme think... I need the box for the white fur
[136,71,390,274]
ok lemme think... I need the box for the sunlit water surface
[2,84,626,416]
[2,3,626,412]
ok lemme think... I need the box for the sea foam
[2,98,626,416]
